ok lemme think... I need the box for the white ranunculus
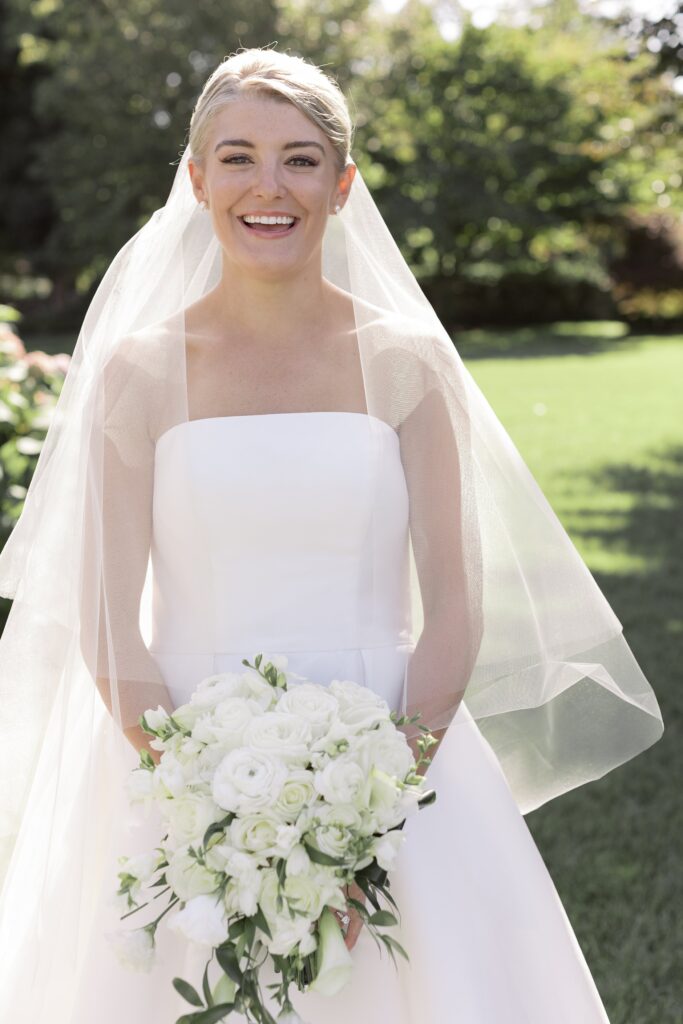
[166,894,229,947]
[313,755,369,807]
[273,769,317,821]
[327,679,388,713]
[160,792,224,846]
[243,711,312,763]
[166,846,219,901]
[371,829,406,872]
[190,672,251,710]
[275,684,339,739]
[212,748,287,814]
[106,926,156,972]
[191,697,255,750]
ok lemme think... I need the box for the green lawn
[460,324,681,1024]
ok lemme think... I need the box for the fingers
[344,908,363,950]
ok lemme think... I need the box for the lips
[238,216,300,237]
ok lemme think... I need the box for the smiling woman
[0,44,663,1024]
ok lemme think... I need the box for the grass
[460,324,682,1024]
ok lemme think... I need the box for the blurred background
[0,0,680,1019]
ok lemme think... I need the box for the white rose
[371,829,406,872]
[169,703,205,732]
[106,926,156,972]
[230,813,281,856]
[243,712,312,763]
[166,893,229,947]
[192,697,255,750]
[338,701,392,733]
[166,846,219,900]
[308,803,362,859]
[259,868,334,930]
[160,792,224,847]
[275,684,339,739]
[212,749,287,814]
[313,755,369,807]
[267,917,316,957]
[273,769,317,821]
[355,723,414,780]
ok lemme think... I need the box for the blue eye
[220,155,318,167]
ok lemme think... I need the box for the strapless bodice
[148,412,415,709]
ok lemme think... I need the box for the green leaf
[382,933,410,961]
[191,1004,236,1024]
[215,944,242,984]
[252,905,272,939]
[368,910,398,927]
[172,977,204,1007]
[201,960,214,1007]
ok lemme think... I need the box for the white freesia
[125,767,155,807]
[143,705,171,732]
[212,748,287,814]
[284,843,311,878]
[106,926,156,972]
[371,829,406,872]
[166,893,229,947]
[120,850,162,884]
[151,755,186,799]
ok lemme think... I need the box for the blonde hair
[188,47,354,174]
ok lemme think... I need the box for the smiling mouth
[238,216,300,237]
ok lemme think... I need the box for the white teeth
[242,215,296,226]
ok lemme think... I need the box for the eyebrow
[214,138,326,155]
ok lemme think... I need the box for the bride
[0,46,664,1024]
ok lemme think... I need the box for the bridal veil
[0,48,663,1013]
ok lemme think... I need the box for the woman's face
[188,94,355,281]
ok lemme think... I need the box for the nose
[252,160,286,200]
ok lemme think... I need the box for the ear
[187,157,208,206]
[335,162,357,211]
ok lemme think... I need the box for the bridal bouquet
[109,654,437,1024]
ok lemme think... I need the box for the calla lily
[308,906,353,996]
[212,972,237,1004]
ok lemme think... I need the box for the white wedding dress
[32,411,612,1022]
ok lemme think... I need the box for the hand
[332,881,366,950]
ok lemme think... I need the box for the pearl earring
[200,200,209,211]
[334,204,341,215]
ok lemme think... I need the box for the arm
[79,340,174,764]
[398,379,484,765]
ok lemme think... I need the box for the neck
[209,249,331,345]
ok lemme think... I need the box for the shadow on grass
[454,321,657,360]
[525,443,683,1023]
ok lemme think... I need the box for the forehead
[208,94,327,145]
